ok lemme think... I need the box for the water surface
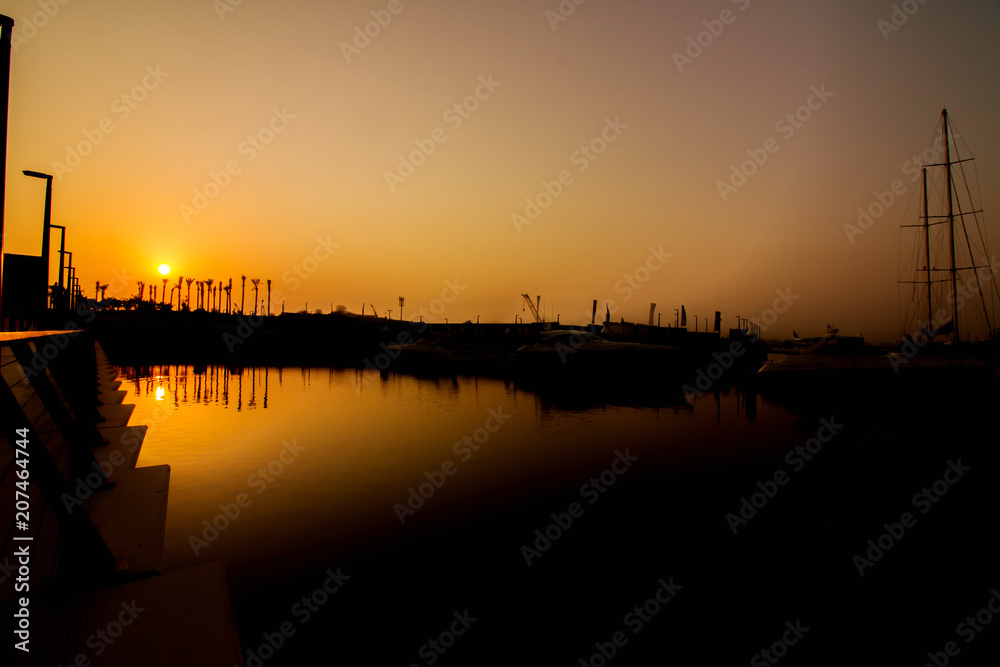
[116,364,1000,664]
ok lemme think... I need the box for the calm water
[116,364,1000,665]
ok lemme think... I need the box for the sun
[157,263,172,276]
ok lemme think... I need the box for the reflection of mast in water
[173,364,179,406]
[249,367,256,409]
[264,367,268,409]
[237,369,243,412]
[215,365,220,405]
[741,386,757,423]
[223,367,229,406]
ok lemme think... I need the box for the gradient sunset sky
[3,0,999,340]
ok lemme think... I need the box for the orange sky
[3,0,999,341]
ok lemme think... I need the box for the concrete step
[94,425,148,472]
[88,465,170,575]
[97,388,128,406]
[97,403,135,427]
[35,561,245,667]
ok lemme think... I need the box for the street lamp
[0,16,15,328]
[50,224,66,308]
[23,170,53,308]
[65,251,73,310]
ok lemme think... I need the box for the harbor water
[116,364,1000,665]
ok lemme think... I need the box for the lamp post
[23,170,53,309]
[0,16,14,328]
[65,251,73,311]
[50,224,66,308]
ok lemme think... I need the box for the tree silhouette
[240,275,246,315]
[185,278,194,310]
[175,277,183,310]
[205,279,215,313]
[225,279,232,314]
[251,279,261,316]
[137,281,145,301]
[162,278,169,305]
[266,279,271,317]
[99,284,109,301]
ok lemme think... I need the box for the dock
[1,331,244,666]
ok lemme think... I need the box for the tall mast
[943,108,959,343]
[922,167,932,330]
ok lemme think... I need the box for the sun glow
[157,263,172,276]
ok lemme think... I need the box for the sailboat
[757,109,998,404]
[899,109,999,346]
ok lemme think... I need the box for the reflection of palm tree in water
[248,367,256,409]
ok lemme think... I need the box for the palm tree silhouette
[185,278,194,310]
[175,277,183,310]
[99,284,109,301]
[137,281,145,301]
[205,279,215,313]
[240,276,246,315]
[266,279,271,317]
[162,278,169,305]
[251,279,261,316]
[225,279,232,313]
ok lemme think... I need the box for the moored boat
[506,329,691,384]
